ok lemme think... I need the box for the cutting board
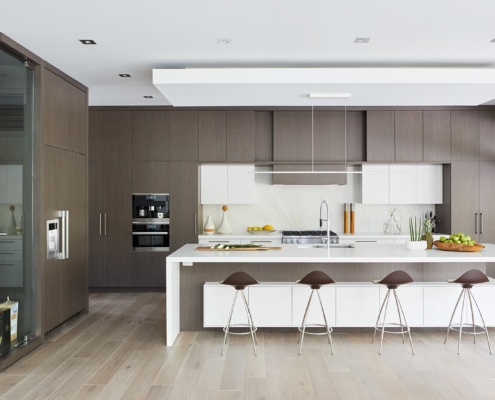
[195,246,282,251]
[433,240,485,252]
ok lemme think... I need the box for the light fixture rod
[309,93,352,99]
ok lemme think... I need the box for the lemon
[263,225,274,231]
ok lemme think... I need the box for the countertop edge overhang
[167,243,495,264]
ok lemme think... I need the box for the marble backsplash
[202,167,434,234]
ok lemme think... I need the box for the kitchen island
[165,243,495,345]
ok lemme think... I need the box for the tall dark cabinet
[42,65,88,333]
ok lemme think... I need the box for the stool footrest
[298,323,333,336]
[374,322,410,335]
[223,323,258,336]
[450,323,487,335]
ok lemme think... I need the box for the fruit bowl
[246,230,278,235]
[433,240,485,252]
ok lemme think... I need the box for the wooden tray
[195,246,282,251]
[433,240,485,252]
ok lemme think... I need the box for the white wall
[202,167,435,234]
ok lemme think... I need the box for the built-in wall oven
[132,194,170,252]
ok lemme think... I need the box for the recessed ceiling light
[143,96,153,99]
[119,74,131,78]
[217,38,232,44]
[354,37,370,44]
[79,39,96,45]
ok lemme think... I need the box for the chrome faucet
[319,200,330,247]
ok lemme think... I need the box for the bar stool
[444,269,492,355]
[220,271,259,356]
[372,270,415,355]
[297,270,335,355]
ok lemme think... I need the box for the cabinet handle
[99,214,102,236]
[66,210,70,259]
[250,240,271,243]
[0,252,15,255]
[194,214,198,235]
[209,240,231,243]
[0,263,14,266]
[104,214,107,236]
[0,241,15,244]
[480,213,483,235]
[475,213,478,234]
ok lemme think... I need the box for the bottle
[204,216,215,235]
[350,203,355,234]
[344,203,349,234]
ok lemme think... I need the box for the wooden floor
[1,293,495,400]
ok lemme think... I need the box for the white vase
[204,216,215,235]
[405,240,427,251]
[217,210,232,234]
[6,207,17,236]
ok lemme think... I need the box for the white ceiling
[2,0,495,106]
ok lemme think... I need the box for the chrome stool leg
[298,289,314,355]
[379,289,391,355]
[317,289,334,355]
[240,290,257,356]
[468,289,492,355]
[394,290,405,344]
[222,291,239,356]
[372,289,390,345]
[444,288,464,344]
[395,290,415,355]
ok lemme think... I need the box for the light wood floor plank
[2,293,495,400]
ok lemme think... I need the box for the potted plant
[406,217,427,251]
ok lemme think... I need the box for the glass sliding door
[0,45,35,357]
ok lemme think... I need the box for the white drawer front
[0,251,22,262]
[204,285,250,327]
[0,261,23,287]
[0,239,22,251]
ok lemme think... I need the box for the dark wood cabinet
[479,162,495,243]
[449,162,479,236]
[132,111,169,161]
[226,111,256,162]
[43,147,87,332]
[255,111,273,161]
[170,162,199,252]
[88,161,132,287]
[346,112,366,162]
[273,111,346,162]
[89,111,132,162]
[199,111,227,162]
[132,162,170,193]
[451,111,479,161]
[366,111,395,162]
[170,111,198,161]
[423,111,451,162]
[479,111,495,161]
[395,111,423,162]
[43,69,88,155]
[132,252,167,288]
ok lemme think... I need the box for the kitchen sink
[297,244,354,249]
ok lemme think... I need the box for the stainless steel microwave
[132,222,169,252]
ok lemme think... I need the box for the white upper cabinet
[361,164,442,205]
[200,164,254,204]
[0,165,23,205]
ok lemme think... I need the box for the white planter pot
[405,240,427,251]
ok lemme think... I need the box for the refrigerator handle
[66,210,69,259]
[104,214,107,236]
[60,211,66,259]
[480,212,483,235]
[475,213,478,235]
[194,213,198,235]
[99,213,102,236]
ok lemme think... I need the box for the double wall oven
[132,194,170,252]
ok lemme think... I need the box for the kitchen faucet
[319,200,330,247]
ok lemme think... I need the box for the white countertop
[168,243,495,263]
[198,232,445,240]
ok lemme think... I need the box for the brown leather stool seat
[444,269,492,355]
[296,270,335,355]
[220,271,259,356]
[372,270,415,355]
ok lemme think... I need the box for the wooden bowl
[433,240,485,252]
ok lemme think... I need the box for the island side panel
[179,261,485,331]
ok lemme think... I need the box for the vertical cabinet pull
[99,214,102,236]
[480,213,483,235]
[104,214,107,236]
[66,210,70,259]
[475,213,478,234]
[194,213,198,235]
